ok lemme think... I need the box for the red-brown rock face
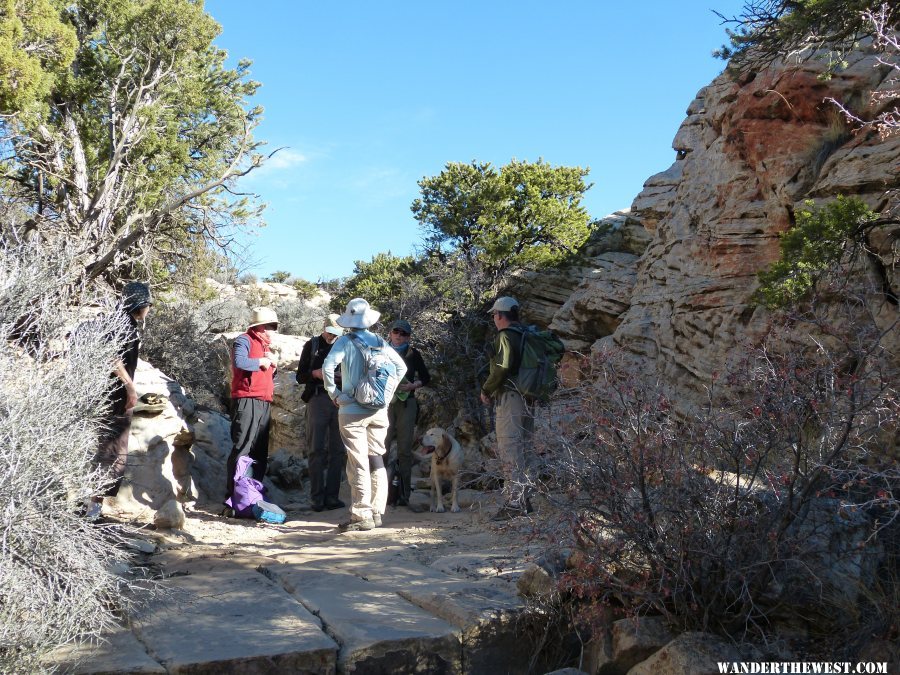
[590,49,899,406]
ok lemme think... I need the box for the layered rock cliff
[530,47,899,407]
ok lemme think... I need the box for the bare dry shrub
[142,292,324,410]
[0,239,146,672]
[272,298,322,336]
[536,259,899,653]
[141,297,247,409]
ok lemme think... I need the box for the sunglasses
[391,329,410,337]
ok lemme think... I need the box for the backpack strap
[347,331,385,356]
[346,331,370,359]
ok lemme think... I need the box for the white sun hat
[337,298,380,329]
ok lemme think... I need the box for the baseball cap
[487,296,519,314]
[323,313,344,336]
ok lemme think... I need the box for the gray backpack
[346,333,400,409]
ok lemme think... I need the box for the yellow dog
[420,427,463,513]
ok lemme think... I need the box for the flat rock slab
[430,551,529,582]
[132,557,337,674]
[348,560,523,626]
[262,564,462,674]
[43,627,165,674]
[351,561,532,675]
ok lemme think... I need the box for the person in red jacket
[225,307,279,503]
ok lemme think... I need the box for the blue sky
[204,1,746,282]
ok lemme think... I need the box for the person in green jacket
[480,296,534,520]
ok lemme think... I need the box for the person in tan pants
[322,298,407,532]
[480,296,535,521]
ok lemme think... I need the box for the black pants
[385,397,418,502]
[95,410,133,497]
[306,391,346,506]
[226,397,271,498]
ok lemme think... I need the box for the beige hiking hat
[248,307,279,328]
[323,313,344,337]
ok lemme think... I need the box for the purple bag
[224,455,266,518]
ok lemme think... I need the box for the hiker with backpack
[322,298,407,532]
[480,296,564,521]
[296,314,347,512]
[384,318,431,508]
[224,307,279,508]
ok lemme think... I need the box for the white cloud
[242,148,308,187]
[258,148,308,172]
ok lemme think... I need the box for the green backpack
[507,325,565,402]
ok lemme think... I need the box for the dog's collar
[435,443,453,462]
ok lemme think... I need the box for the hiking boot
[220,507,235,518]
[338,517,376,533]
[324,498,346,510]
[311,501,325,512]
[373,513,382,527]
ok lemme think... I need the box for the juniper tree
[0,0,266,286]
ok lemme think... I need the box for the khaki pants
[338,408,389,521]
[495,390,534,505]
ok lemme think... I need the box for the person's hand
[312,368,323,380]
[125,384,138,410]
[258,357,273,370]
[399,382,415,392]
[480,391,491,406]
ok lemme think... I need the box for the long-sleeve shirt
[233,334,263,371]
[296,334,341,399]
[322,328,407,415]
[481,326,521,398]
[391,344,431,389]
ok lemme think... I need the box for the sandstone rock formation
[515,210,650,353]
[109,357,311,520]
[535,48,899,410]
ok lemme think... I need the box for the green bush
[265,270,291,284]
[755,196,875,308]
[290,277,318,300]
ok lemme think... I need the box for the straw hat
[248,307,279,328]
[337,298,380,329]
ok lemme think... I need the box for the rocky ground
[148,491,540,577]
[48,487,561,674]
